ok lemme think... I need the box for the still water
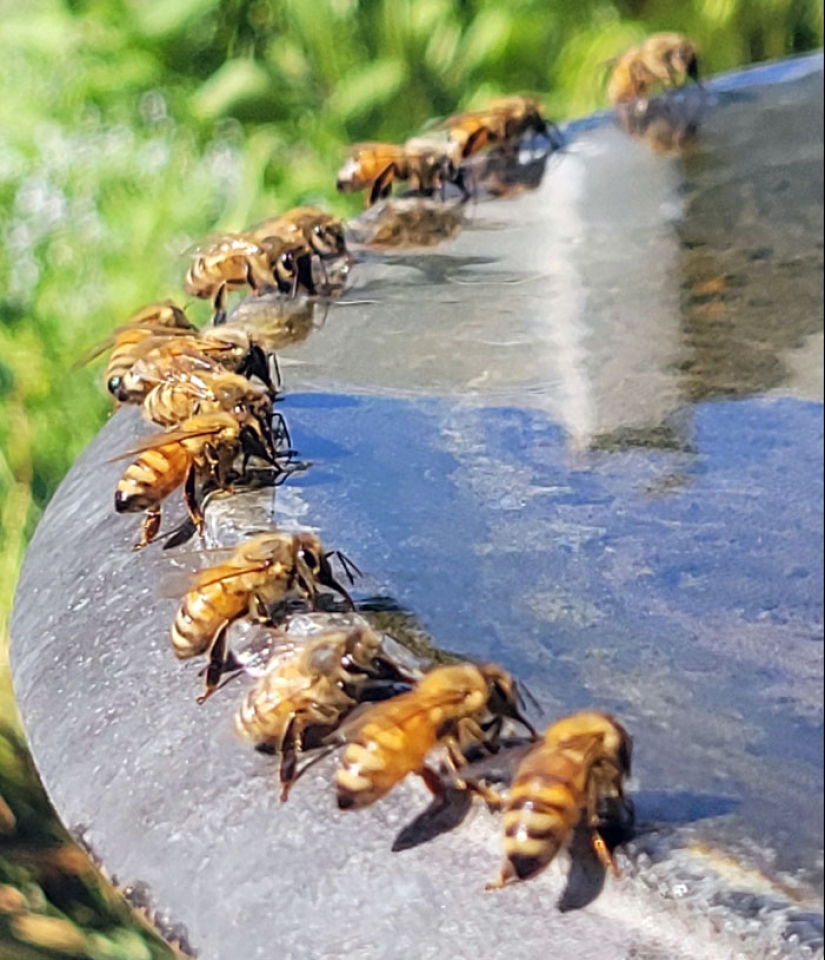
[265,55,824,893]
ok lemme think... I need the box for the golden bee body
[488,711,632,888]
[444,96,550,161]
[236,625,411,798]
[336,138,464,207]
[607,33,700,104]
[113,410,256,550]
[252,207,348,262]
[170,532,355,699]
[142,370,272,429]
[184,233,271,303]
[111,336,241,405]
[77,301,197,399]
[335,662,532,810]
[184,230,323,321]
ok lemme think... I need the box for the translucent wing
[185,231,266,259]
[334,682,468,741]
[107,420,233,461]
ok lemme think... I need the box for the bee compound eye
[107,375,123,396]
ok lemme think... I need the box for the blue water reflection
[282,387,823,885]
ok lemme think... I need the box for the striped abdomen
[171,579,250,660]
[336,705,437,810]
[184,240,263,299]
[501,748,589,883]
[105,330,150,388]
[114,444,191,513]
[143,381,207,427]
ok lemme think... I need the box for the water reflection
[256,55,823,892]
[281,55,822,461]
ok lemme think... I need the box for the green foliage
[0,726,177,958]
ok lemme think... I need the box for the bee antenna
[326,550,362,585]
[517,679,543,718]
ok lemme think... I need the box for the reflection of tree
[677,72,824,403]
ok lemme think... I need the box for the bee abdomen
[171,586,237,660]
[235,689,283,745]
[144,383,197,427]
[501,781,578,877]
[336,741,389,810]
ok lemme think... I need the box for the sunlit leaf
[190,59,272,120]
[327,59,407,122]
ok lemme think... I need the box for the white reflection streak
[531,153,595,451]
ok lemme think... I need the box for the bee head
[480,664,538,737]
[315,221,347,259]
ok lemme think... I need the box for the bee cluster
[83,37,701,896]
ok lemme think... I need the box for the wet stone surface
[11,54,824,959]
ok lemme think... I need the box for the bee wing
[438,108,482,129]
[344,142,401,157]
[185,231,265,258]
[106,422,229,462]
[157,562,244,597]
[72,334,118,368]
[248,214,300,242]
[186,556,280,591]
[332,685,470,742]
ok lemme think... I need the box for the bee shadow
[391,740,534,854]
[559,790,739,912]
[558,800,635,912]
[391,786,475,853]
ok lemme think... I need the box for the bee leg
[463,128,488,160]
[197,625,229,704]
[244,260,260,295]
[485,863,514,891]
[546,120,565,152]
[586,779,621,877]
[453,167,472,202]
[369,164,395,206]
[183,465,206,538]
[241,343,276,393]
[296,253,316,297]
[279,718,300,802]
[212,283,228,326]
[418,765,449,802]
[134,508,162,551]
[251,594,277,627]
[590,830,620,877]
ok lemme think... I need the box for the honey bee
[75,301,198,397]
[442,96,561,162]
[108,335,249,403]
[236,625,416,799]
[251,207,349,263]
[486,711,632,889]
[350,198,465,251]
[607,33,700,105]
[170,532,358,700]
[615,94,703,156]
[184,233,271,322]
[334,662,536,811]
[112,409,278,551]
[184,233,319,324]
[336,138,466,207]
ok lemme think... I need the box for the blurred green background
[0,0,821,954]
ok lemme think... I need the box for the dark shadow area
[632,790,739,826]
[392,786,475,852]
